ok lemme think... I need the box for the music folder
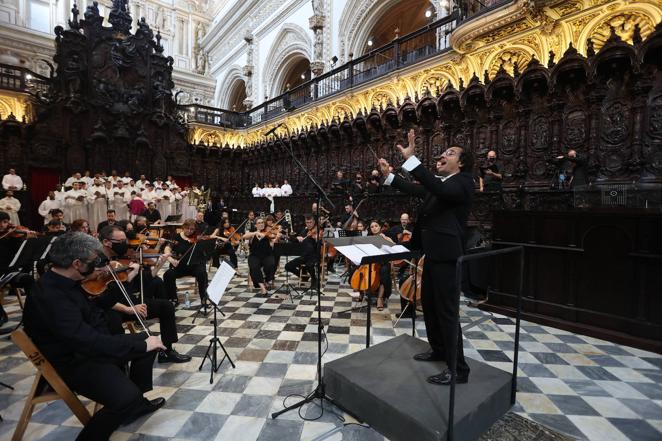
[207,261,235,305]
[326,236,418,266]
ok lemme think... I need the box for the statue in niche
[195,22,206,45]
[312,0,324,16]
[245,76,253,98]
[155,7,166,29]
[314,28,323,61]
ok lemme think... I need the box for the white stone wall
[204,0,449,109]
[0,0,217,103]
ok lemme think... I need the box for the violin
[0,224,40,240]
[399,256,424,313]
[350,263,381,293]
[81,261,132,296]
[223,226,241,246]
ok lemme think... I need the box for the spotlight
[330,55,338,65]
[367,37,373,47]
[425,9,432,18]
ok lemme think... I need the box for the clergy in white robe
[64,173,82,188]
[112,182,131,220]
[88,181,109,232]
[2,169,23,190]
[136,176,150,190]
[142,184,159,204]
[0,191,21,225]
[64,183,88,224]
[181,189,197,220]
[157,185,174,219]
[171,187,182,215]
[38,191,62,225]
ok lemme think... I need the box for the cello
[399,256,424,314]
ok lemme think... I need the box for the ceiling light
[301,73,305,79]
[425,9,432,18]
[367,38,373,47]
[25,74,32,81]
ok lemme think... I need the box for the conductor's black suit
[387,159,473,377]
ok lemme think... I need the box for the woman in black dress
[243,217,276,295]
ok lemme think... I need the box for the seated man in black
[330,170,350,197]
[98,225,191,363]
[163,219,210,305]
[194,211,210,235]
[284,215,319,288]
[22,232,166,441]
[141,201,161,225]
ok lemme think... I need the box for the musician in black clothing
[97,209,118,233]
[141,202,161,225]
[22,232,166,441]
[163,219,209,303]
[380,129,474,386]
[210,218,239,270]
[330,170,350,197]
[386,212,413,243]
[478,150,502,193]
[243,218,276,295]
[284,215,319,289]
[243,210,257,233]
[98,226,191,363]
[194,211,210,235]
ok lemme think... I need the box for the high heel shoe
[377,297,384,311]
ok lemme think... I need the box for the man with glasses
[23,232,167,440]
[379,129,475,386]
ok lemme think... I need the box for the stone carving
[312,0,324,16]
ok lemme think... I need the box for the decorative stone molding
[262,23,313,97]
[310,61,325,76]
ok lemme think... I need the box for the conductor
[378,129,474,386]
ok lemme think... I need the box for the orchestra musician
[284,215,319,289]
[98,225,191,363]
[210,217,239,271]
[22,232,167,440]
[367,220,394,311]
[243,217,276,295]
[162,219,210,305]
[379,129,474,386]
[194,211,210,235]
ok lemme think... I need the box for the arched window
[228,79,247,112]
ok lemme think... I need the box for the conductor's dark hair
[455,146,475,173]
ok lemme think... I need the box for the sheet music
[334,245,367,265]
[380,244,409,254]
[355,244,387,256]
[207,261,235,305]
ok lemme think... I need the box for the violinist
[243,210,257,233]
[162,219,209,305]
[210,218,239,271]
[243,217,276,295]
[284,215,319,289]
[70,219,91,234]
[0,211,35,329]
[98,225,190,363]
[23,232,167,440]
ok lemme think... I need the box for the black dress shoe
[158,349,192,364]
[413,351,445,362]
[122,397,166,425]
[427,369,469,386]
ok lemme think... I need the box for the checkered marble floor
[0,259,661,441]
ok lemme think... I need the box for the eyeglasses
[441,149,459,157]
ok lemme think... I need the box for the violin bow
[105,264,150,335]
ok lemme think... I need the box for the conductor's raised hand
[396,129,416,160]
[378,158,390,176]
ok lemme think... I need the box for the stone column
[243,31,254,109]
[309,5,326,77]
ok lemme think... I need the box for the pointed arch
[216,65,246,109]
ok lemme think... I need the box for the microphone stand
[270,127,338,420]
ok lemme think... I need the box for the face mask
[77,261,95,277]
[111,240,129,256]
[487,158,496,164]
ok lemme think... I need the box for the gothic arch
[262,23,313,98]
[484,46,538,79]
[216,65,245,109]
[338,0,440,62]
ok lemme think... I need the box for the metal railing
[0,63,50,99]
[182,11,461,128]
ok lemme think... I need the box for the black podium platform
[324,334,513,441]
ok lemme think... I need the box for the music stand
[328,236,418,348]
[272,241,302,302]
[199,261,236,383]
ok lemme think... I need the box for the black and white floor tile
[0,260,661,441]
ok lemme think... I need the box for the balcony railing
[180,10,462,129]
[0,63,50,97]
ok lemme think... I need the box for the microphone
[264,123,284,137]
